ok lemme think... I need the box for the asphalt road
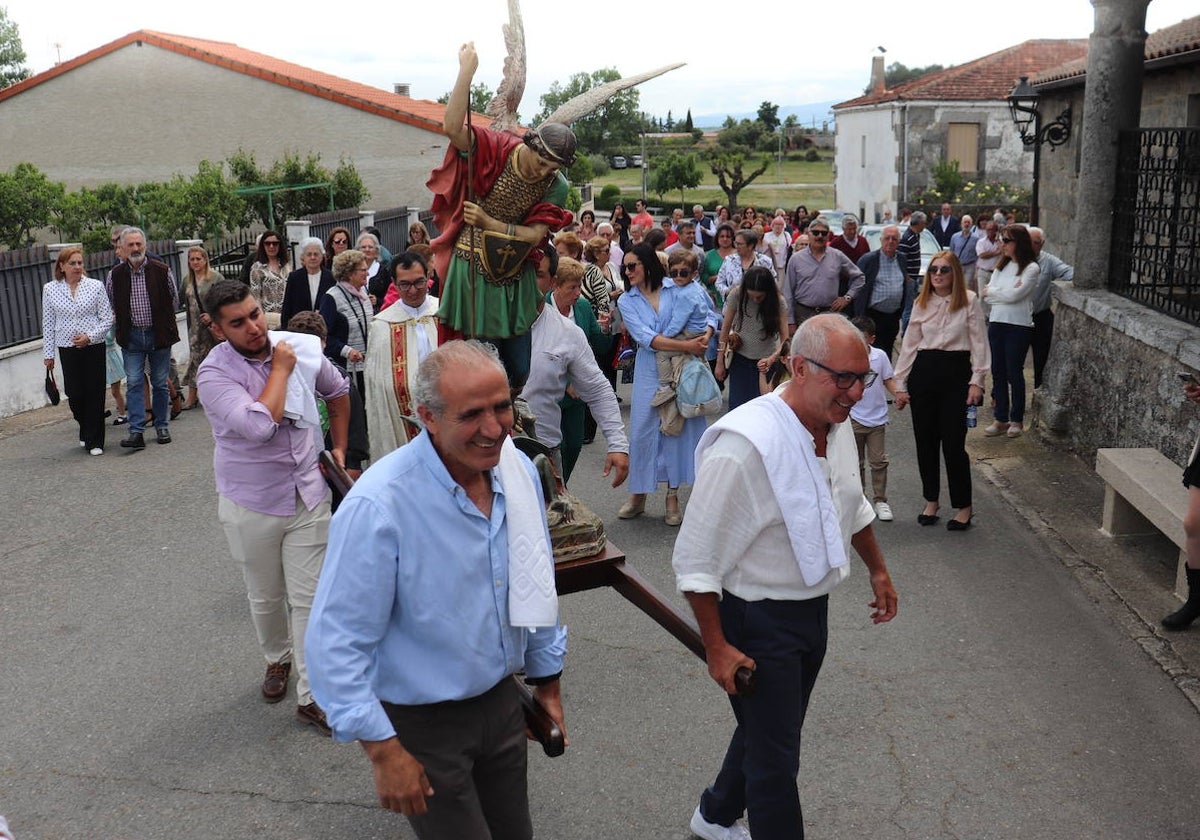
[3,386,1199,839]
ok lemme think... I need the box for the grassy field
[592,155,834,213]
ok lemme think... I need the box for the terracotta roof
[0,30,487,133]
[1034,14,1200,86]
[833,40,1089,110]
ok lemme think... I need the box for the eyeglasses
[1001,237,1014,243]
[621,262,640,273]
[669,269,692,278]
[928,265,954,275]
[808,229,829,238]
[805,357,878,390]
[395,280,427,291]
[264,241,281,247]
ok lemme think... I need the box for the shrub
[804,148,821,162]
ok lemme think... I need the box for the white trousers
[218,491,329,706]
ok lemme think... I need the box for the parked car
[610,155,628,169]
[630,154,644,167]
[859,224,941,280]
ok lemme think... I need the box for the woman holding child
[616,243,712,526]
[893,251,989,531]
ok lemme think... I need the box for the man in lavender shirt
[197,279,350,735]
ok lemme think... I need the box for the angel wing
[485,0,525,131]
[543,63,686,126]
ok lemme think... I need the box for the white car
[860,224,941,280]
[610,155,628,169]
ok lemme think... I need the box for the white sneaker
[1006,422,1024,437]
[874,501,894,521]
[689,806,752,840]
[89,447,103,456]
[983,421,1008,437]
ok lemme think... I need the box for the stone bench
[1096,448,1189,599]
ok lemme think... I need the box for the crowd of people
[40,168,1089,839]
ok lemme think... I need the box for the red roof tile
[833,40,1089,110]
[1034,14,1200,85]
[0,30,488,133]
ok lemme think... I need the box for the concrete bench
[1096,448,1189,599]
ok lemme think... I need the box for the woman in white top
[894,251,989,530]
[42,246,114,454]
[981,225,1039,438]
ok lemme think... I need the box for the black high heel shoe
[917,507,940,526]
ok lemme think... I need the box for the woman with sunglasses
[981,224,1039,438]
[616,243,712,526]
[893,251,989,531]
[324,227,352,269]
[249,230,290,328]
[715,266,788,411]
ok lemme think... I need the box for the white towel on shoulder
[273,330,325,430]
[497,436,559,629]
[695,392,849,586]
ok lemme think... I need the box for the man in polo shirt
[781,217,864,334]
[106,227,179,449]
[853,225,908,358]
[197,279,350,735]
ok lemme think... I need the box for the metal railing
[1111,128,1200,326]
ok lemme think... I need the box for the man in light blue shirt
[306,340,567,837]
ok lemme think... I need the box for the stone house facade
[1031,14,1200,464]
[832,41,1087,223]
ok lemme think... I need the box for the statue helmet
[524,122,577,168]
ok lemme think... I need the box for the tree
[0,162,63,248]
[534,68,643,154]
[0,7,31,89]
[437,81,498,118]
[135,160,247,240]
[683,109,694,132]
[708,119,772,212]
[864,61,945,93]
[227,149,369,228]
[757,101,780,133]
[651,152,703,208]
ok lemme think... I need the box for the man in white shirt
[692,204,717,249]
[365,252,441,460]
[597,222,624,271]
[760,216,792,275]
[521,251,629,488]
[672,314,898,840]
[975,220,1003,289]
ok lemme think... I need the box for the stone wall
[1037,283,1200,465]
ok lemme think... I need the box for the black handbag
[45,370,61,405]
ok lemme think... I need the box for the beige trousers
[851,419,889,503]
[218,491,330,706]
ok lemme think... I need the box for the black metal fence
[1111,128,1200,326]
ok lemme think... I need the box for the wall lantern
[1007,76,1072,149]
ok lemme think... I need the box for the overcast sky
[5,0,1197,119]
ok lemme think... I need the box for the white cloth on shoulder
[496,436,559,629]
[273,330,325,430]
[695,392,849,585]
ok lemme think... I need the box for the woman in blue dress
[616,243,712,526]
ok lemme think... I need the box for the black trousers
[866,307,902,359]
[700,592,828,840]
[382,678,531,840]
[908,350,972,509]
[58,343,107,450]
[1031,308,1053,389]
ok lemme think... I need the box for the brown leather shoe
[296,702,332,736]
[262,661,291,703]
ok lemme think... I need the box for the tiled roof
[0,30,486,133]
[1034,14,1200,86]
[833,40,1089,110]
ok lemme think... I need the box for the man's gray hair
[790,312,869,361]
[842,214,859,226]
[909,211,927,226]
[120,226,147,244]
[298,236,325,255]
[693,204,704,213]
[413,340,507,416]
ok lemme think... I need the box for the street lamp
[1007,75,1072,225]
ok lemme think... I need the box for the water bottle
[966,405,978,428]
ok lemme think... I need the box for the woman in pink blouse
[42,246,114,455]
[893,251,990,531]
